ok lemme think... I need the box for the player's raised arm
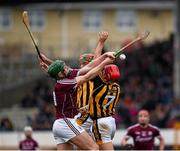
[76,52,115,86]
[39,59,49,73]
[94,31,108,59]
[78,51,115,76]
[39,53,53,65]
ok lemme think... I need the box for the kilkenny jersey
[89,76,120,119]
[77,81,94,110]
[76,81,94,125]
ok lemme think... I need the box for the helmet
[104,64,120,81]
[48,60,65,78]
[79,53,94,65]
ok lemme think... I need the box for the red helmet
[104,64,120,81]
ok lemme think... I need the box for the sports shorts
[92,116,116,144]
[52,118,85,144]
[75,113,93,136]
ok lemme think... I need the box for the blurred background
[0,0,180,150]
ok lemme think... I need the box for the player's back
[127,124,160,150]
[77,80,94,109]
[89,76,120,119]
[53,69,79,119]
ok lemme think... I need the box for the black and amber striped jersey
[89,76,120,119]
[76,81,94,125]
[77,80,94,110]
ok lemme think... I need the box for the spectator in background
[0,117,14,131]
[19,126,39,150]
[121,110,164,150]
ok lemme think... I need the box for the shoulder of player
[57,69,77,83]
[19,140,24,144]
[127,123,139,131]
[71,68,79,76]
[56,78,77,85]
[112,82,120,87]
[148,124,160,131]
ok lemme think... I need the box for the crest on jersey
[148,131,153,136]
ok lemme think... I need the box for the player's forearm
[40,53,53,65]
[78,54,107,75]
[79,52,114,76]
[94,31,108,59]
[86,53,109,68]
[159,138,165,150]
[121,135,130,146]
[94,41,104,59]
[81,57,113,82]
[121,137,129,146]
[44,57,53,65]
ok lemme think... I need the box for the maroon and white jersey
[53,69,79,119]
[126,124,161,150]
[19,138,39,150]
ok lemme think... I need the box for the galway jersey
[19,138,38,150]
[126,124,161,150]
[53,69,79,119]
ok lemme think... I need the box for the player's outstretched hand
[99,31,108,43]
[39,53,53,65]
[105,51,115,60]
[39,60,48,73]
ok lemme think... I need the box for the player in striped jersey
[74,31,121,150]
[76,54,94,135]
[89,65,121,150]
[89,76,120,119]
[76,31,108,135]
[75,33,121,150]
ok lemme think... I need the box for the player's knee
[89,143,99,150]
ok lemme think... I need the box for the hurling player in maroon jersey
[39,51,115,150]
[19,126,39,150]
[121,110,164,150]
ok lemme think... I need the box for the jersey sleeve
[153,127,160,137]
[72,69,80,77]
[126,127,133,137]
[35,140,39,148]
[19,142,22,150]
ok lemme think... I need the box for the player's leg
[92,116,116,150]
[52,118,83,150]
[70,131,99,150]
[72,113,97,149]
[57,142,73,150]
[53,118,98,150]
[99,142,114,150]
[75,113,93,136]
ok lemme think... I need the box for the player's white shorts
[92,116,116,145]
[52,118,85,144]
[75,113,93,135]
